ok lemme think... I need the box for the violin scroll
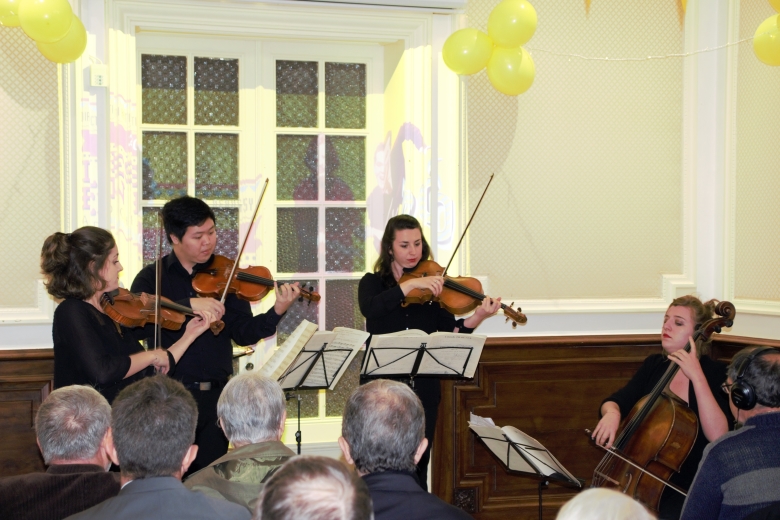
[503,302,528,328]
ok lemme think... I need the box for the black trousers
[183,384,229,476]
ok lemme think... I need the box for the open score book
[469,413,580,486]
[361,329,486,379]
[260,320,369,391]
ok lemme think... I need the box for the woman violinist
[41,226,215,402]
[591,295,733,519]
[358,214,502,489]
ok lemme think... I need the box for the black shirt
[52,298,152,402]
[602,353,733,517]
[131,252,282,383]
[358,272,473,340]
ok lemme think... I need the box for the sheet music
[417,332,485,378]
[278,327,368,390]
[468,413,580,486]
[363,330,485,378]
[362,330,428,375]
[259,320,317,380]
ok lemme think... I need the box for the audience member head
[556,489,655,520]
[35,385,112,467]
[339,379,426,475]
[254,455,372,520]
[110,375,198,480]
[161,196,216,244]
[40,226,117,300]
[726,346,780,419]
[217,372,286,447]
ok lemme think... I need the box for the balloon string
[524,34,757,63]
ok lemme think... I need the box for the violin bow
[443,173,494,277]
[154,212,163,355]
[219,178,270,305]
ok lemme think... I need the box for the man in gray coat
[67,375,249,520]
[185,372,295,512]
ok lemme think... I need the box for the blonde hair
[668,295,719,356]
[556,489,655,520]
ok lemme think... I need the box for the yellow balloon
[753,15,780,66]
[442,28,494,76]
[36,14,86,63]
[488,0,538,48]
[0,0,21,26]
[487,46,535,96]
[19,0,73,43]
[770,0,780,13]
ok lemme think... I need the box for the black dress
[358,271,474,490]
[52,298,152,403]
[601,353,733,519]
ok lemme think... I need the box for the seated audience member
[681,346,780,520]
[339,379,471,520]
[0,386,120,520]
[185,372,295,511]
[67,375,249,520]
[556,489,655,520]
[254,455,372,520]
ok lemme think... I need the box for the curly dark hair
[373,215,431,287]
[40,227,116,300]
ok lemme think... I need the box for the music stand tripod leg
[285,392,303,455]
[538,479,548,520]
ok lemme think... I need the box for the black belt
[181,380,227,391]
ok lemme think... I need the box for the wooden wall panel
[432,335,777,520]
[0,349,53,477]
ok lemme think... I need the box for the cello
[588,300,736,513]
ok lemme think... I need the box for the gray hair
[254,455,372,520]
[341,379,424,474]
[218,372,286,444]
[556,489,655,520]
[35,385,111,464]
[111,375,197,479]
[728,347,780,407]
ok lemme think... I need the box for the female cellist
[591,295,733,519]
[41,226,215,402]
[358,214,502,490]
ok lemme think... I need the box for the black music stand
[361,337,484,385]
[278,340,355,454]
[470,419,582,520]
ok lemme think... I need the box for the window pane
[143,207,238,264]
[286,390,319,419]
[326,352,364,416]
[326,279,363,330]
[325,208,365,272]
[277,135,318,201]
[326,136,365,201]
[325,62,365,129]
[276,60,318,128]
[194,57,239,126]
[212,207,239,260]
[141,54,187,125]
[276,279,320,345]
[195,133,239,199]
[142,208,173,265]
[277,208,318,273]
[142,131,188,200]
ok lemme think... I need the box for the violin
[588,301,736,513]
[100,288,225,334]
[399,260,527,328]
[191,255,321,304]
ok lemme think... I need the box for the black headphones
[730,346,779,410]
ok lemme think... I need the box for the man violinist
[131,196,300,473]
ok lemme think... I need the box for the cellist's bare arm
[669,337,729,442]
[592,401,621,449]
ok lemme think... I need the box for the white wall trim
[0,281,56,324]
